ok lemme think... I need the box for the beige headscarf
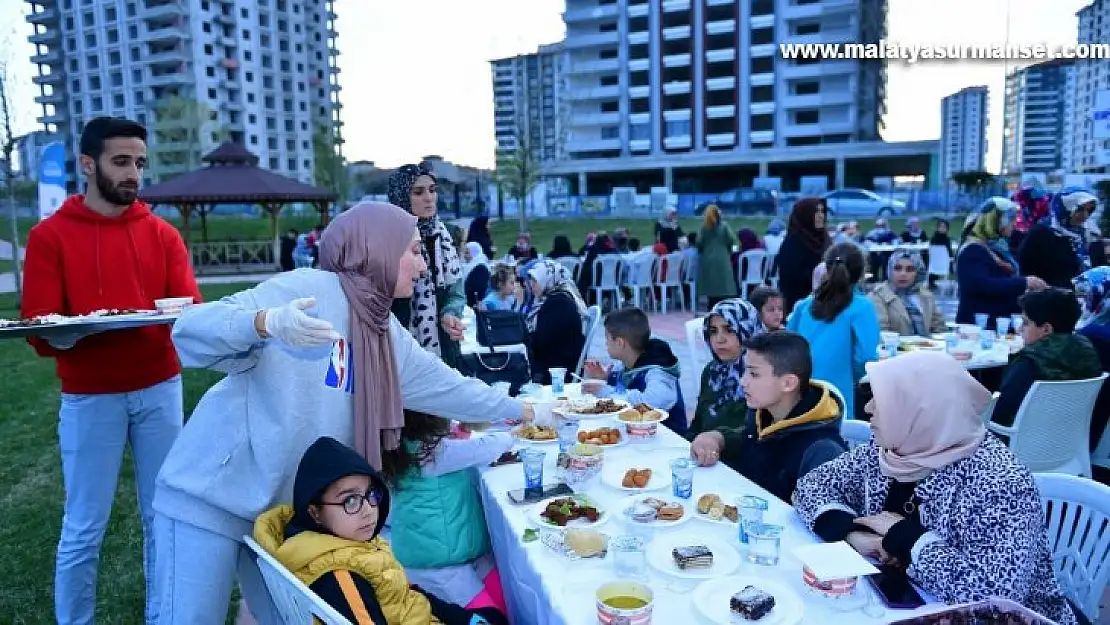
[866,351,989,482]
[319,202,416,470]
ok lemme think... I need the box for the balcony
[751,72,774,86]
[750,101,775,115]
[784,30,854,47]
[29,29,60,45]
[750,14,775,30]
[783,59,855,79]
[630,139,652,152]
[571,84,621,100]
[663,81,691,95]
[750,44,776,58]
[662,0,691,11]
[213,12,235,25]
[563,4,619,23]
[628,31,649,45]
[146,48,189,65]
[629,85,651,99]
[629,58,650,72]
[39,111,68,126]
[26,7,58,24]
[707,132,736,147]
[706,47,736,63]
[35,91,65,105]
[144,23,189,43]
[566,135,621,152]
[565,31,620,49]
[629,113,651,124]
[707,104,736,118]
[664,135,692,149]
[706,76,736,90]
[707,0,735,5]
[574,111,622,125]
[783,0,857,19]
[706,19,736,35]
[31,50,62,65]
[663,26,692,40]
[148,72,191,86]
[663,53,691,67]
[142,1,186,19]
[32,72,63,85]
[628,3,650,18]
[784,91,853,108]
[750,130,775,144]
[574,58,620,73]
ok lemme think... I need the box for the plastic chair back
[685,317,711,374]
[576,305,603,376]
[243,535,353,625]
[738,250,768,298]
[1034,473,1110,621]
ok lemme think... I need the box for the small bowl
[596,580,654,624]
[621,420,659,440]
[950,349,973,362]
[802,565,858,598]
[154,296,194,315]
[565,444,604,484]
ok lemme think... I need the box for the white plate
[692,576,805,625]
[530,494,609,530]
[600,459,672,492]
[690,492,744,526]
[617,494,692,528]
[574,426,628,448]
[646,535,740,579]
[511,426,560,445]
[556,397,630,421]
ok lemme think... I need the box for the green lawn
[0,282,252,625]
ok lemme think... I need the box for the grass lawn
[0,282,253,625]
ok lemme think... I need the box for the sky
[0,0,1093,172]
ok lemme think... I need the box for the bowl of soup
[596,580,653,624]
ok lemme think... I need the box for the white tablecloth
[478,425,942,625]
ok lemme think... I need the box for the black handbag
[476,310,527,347]
[457,351,532,396]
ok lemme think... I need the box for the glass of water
[519,448,546,490]
[746,524,783,566]
[980,329,996,350]
[610,535,647,579]
[1011,313,1025,335]
[974,313,989,329]
[735,495,768,544]
[555,417,579,453]
[670,458,694,499]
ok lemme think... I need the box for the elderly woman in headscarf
[1019,188,1098,289]
[776,197,830,315]
[387,163,467,369]
[956,197,1046,324]
[793,351,1080,625]
[508,232,538,262]
[1076,266,1110,450]
[151,202,530,622]
[525,259,588,384]
[900,216,928,244]
[654,206,684,252]
[461,241,492,310]
[688,299,764,438]
[867,250,946,336]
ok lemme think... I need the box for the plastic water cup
[670,458,694,499]
[736,496,768,544]
[555,417,578,453]
[746,524,783,566]
[996,317,1012,336]
[549,368,567,394]
[880,331,900,358]
[519,449,545,490]
[974,313,989,329]
[611,536,647,579]
[944,332,960,354]
[1011,313,1025,334]
[980,329,997,350]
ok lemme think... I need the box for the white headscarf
[525,259,587,332]
[461,241,489,278]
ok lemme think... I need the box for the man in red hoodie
[20,116,201,625]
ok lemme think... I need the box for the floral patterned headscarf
[702,299,763,421]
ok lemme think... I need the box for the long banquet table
[478,421,945,625]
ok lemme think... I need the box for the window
[85,33,96,47]
[629,124,650,140]
[110,71,122,86]
[135,91,144,104]
[89,75,101,89]
[83,11,94,26]
[132,69,141,82]
[107,29,118,44]
[91,96,103,111]
[665,120,691,136]
[130,47,140,62]
[110,51,121,66]
[113,94,124,108]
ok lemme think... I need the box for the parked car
[822,188,905,217]
[695,187,778,216]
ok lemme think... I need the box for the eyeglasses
[318,488,382,515]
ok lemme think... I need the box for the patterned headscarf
[702,299,763,420]
[525,259,587,333]
[1074,266,1110,322]
[1049,188,1096,270]
[387,164,462,356]
[1012,186,1051,232]
[963,197,1019,275]
[886,250,928,335]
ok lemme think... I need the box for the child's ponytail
[811,242,865,321]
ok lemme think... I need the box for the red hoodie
[20,195,202,394]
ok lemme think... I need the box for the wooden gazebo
[139,141,337,247]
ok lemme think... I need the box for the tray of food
[576,426,624,447]
[0,309,180,338]
[691,575,804,624]
[888,598,1058,624]
[620,494,690,528]
[556,396,629,420]
[511,424,559,444]
[531,494,608,529]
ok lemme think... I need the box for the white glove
[263,297,342,348]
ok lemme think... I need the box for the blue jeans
[55,375,183,625]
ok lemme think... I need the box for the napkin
[792,541,880,580]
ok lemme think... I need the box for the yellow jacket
[254,504,442,625]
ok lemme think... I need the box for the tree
[496,126,539,233]
[313,123,347,207]
[951,170,996,194]
[0,60,22,301]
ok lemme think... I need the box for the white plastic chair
[762,253,779,289]
[987,374,1108,477]
[626,255,658,311]
[243,535,353,625]
[591,255,623,311]
[980,391,999,425]
[1092,421,1110,471]
[654,252,686,313]
[576,305,603,377]
[737,249,768,299]
[927,244,951,279]
[682,255,699,312]
[1034,473,1110,622]
[685,316,711,374]
[555,256,582,282]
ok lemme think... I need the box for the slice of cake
[730,585,775,621]
[672,545,713,570]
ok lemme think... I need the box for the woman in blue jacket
[956,198,1046,324]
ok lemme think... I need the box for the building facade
[490,42,568,167]
[939,86,988,184]
[1001,59,1076,175]
[1072,0,1110,173]
[25,0,342,190]
[14,130,63,180]
[560,0,887,162]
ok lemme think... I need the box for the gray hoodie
[154,269,521,540]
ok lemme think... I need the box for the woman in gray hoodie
[151,202,528,624]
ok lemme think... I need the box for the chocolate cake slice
[730,585,775,621]
[671,545,713,570]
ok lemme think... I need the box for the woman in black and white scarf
[525,259,588,384]
[388,164,466,368]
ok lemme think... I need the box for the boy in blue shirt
[584,307,687,434]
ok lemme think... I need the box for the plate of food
[531,494,608,529]
[557,396,630,420]
[897,337,945,352]
[575,426,625,447]
[691,575,804,624]
[616,403,667,424]
[692,492,742,525]
[619,494,691,528]
[601,460,672,492]
[0,310,177,338]
[646,535,741,580]
[511,424,559,444]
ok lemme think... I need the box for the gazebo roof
[139,141,337,205]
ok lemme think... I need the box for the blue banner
[38,142,67,220]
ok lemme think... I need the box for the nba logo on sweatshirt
[324,338,354,394]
